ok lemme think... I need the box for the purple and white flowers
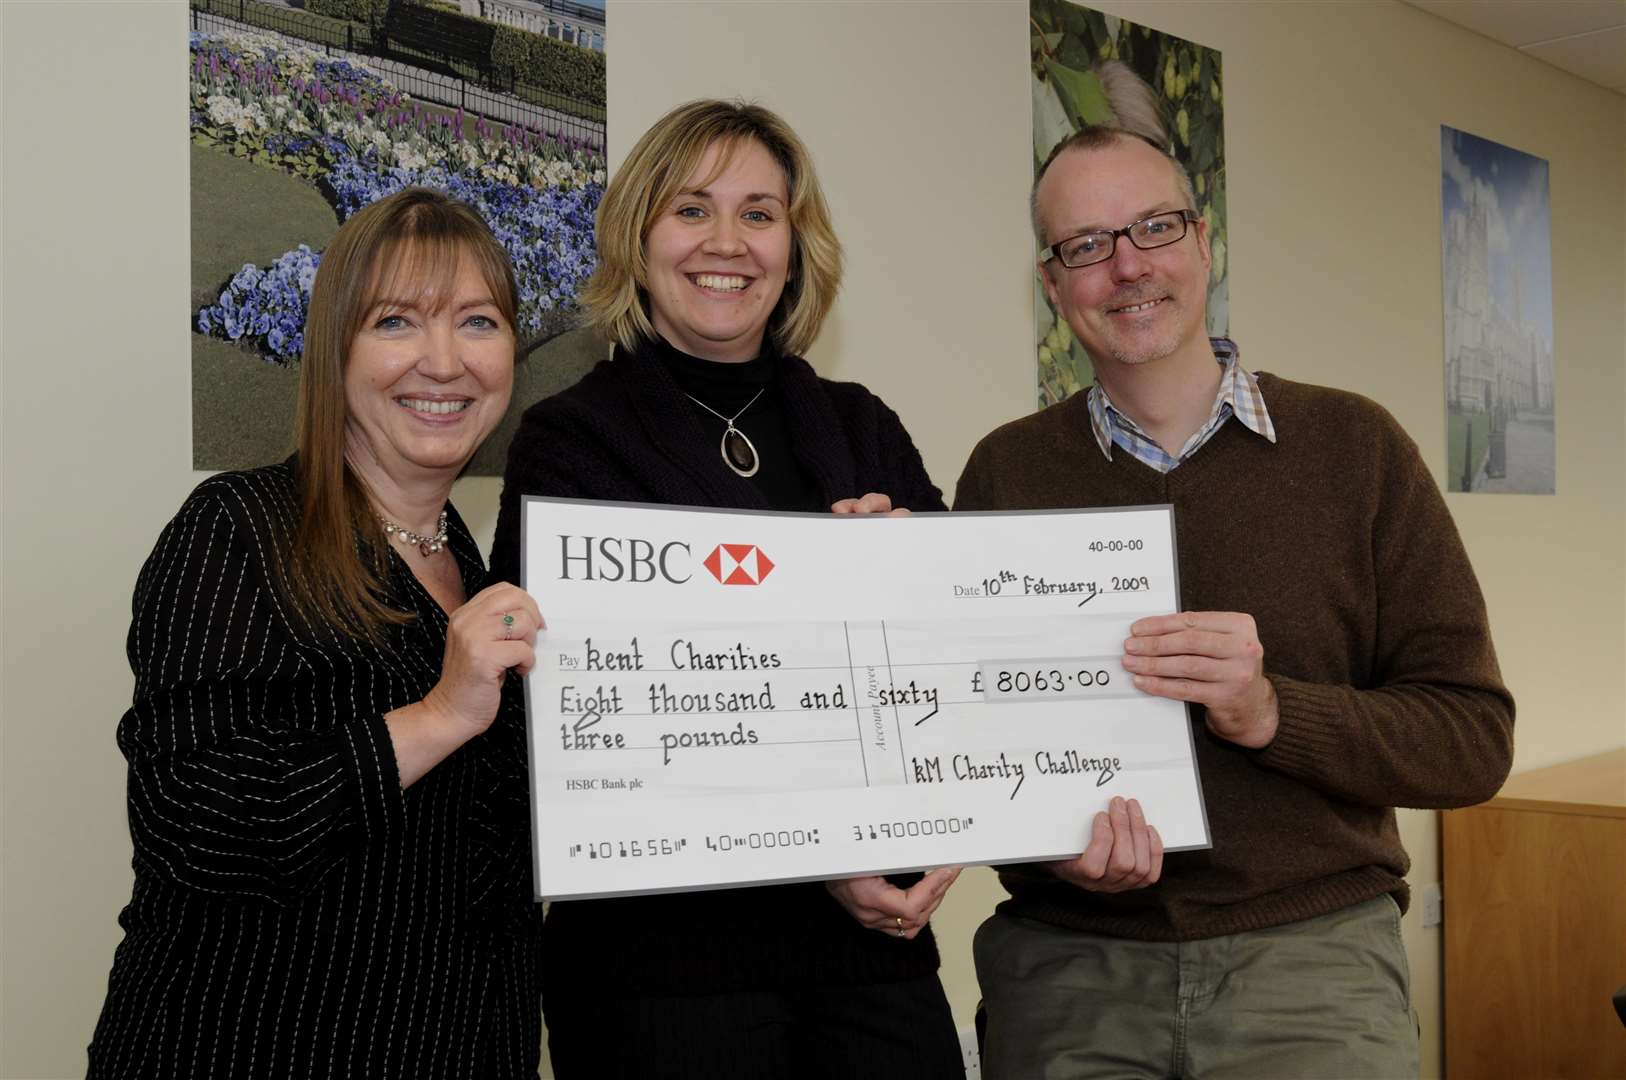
[197,246,319,361]
[192,29,605,364]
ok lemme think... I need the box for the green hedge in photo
[195,0,604,120]
[196,0,374,50]
[304,0,390,24]
[373,2,607,108]
[490,24,605,108]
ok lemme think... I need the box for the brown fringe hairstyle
[288,187,518,641]
[582,99,843,359]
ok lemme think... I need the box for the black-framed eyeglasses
[1040,209,1199,270]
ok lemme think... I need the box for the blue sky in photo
[1441,125,1554,349]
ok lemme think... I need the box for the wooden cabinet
[1443,749,1626,1079]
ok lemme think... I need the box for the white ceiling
[1404,0,1626,94]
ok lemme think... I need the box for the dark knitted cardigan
[491,342,946,994]
[954,374,1515,941]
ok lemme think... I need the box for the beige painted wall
[3,2,1621,1077]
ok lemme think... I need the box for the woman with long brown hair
[89,188,544,1078]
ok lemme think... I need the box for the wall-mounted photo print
[1441,125,1554,495]
[1029,0,1226,407]
[188,0,608,474]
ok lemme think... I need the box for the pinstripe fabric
[88,460,542,1079]
[1084,338,1277,471]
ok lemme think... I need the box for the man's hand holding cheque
[1046,796,1163,893]
[1047,609,1279,896]
[1122,611,1281,749]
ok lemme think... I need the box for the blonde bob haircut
[583,99,843,359]
[291,187,518,640]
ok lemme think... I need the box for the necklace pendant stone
[722,426,759,478]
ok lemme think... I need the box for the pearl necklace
[381,510,449,557]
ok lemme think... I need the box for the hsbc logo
[557,535,691,584]
[703,544,775,586]
[555,535,776,587]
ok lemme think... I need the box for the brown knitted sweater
[954,374,1514,941]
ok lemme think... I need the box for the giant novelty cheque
[521,499,1209,900]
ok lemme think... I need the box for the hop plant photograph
[1029,0,1227,407]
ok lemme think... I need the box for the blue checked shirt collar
[1085,338,1276,472]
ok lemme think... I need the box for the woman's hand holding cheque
[389,583,542,788]
[826,869,963,939]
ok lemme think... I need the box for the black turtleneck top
[652,336,824,513]
[491,335,946,997]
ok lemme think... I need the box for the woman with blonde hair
[89,188,544,1078]
[491,100,963,1078]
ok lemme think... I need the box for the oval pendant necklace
[685,387,766,478]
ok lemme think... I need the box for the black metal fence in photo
[191,0,605,150]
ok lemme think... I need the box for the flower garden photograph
[189,0,608,473]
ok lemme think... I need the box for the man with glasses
[954,127,1513,1078]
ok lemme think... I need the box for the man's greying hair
[1030,126,1199,244]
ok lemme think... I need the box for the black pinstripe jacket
[89,460,543,1079]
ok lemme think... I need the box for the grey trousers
[974,895,1420,1080]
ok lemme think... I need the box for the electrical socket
[1420,882,1443,928]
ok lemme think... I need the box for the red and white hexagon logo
[702,544,775,586]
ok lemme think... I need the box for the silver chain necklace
[685,387,766,478]
[381,509,449,557]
